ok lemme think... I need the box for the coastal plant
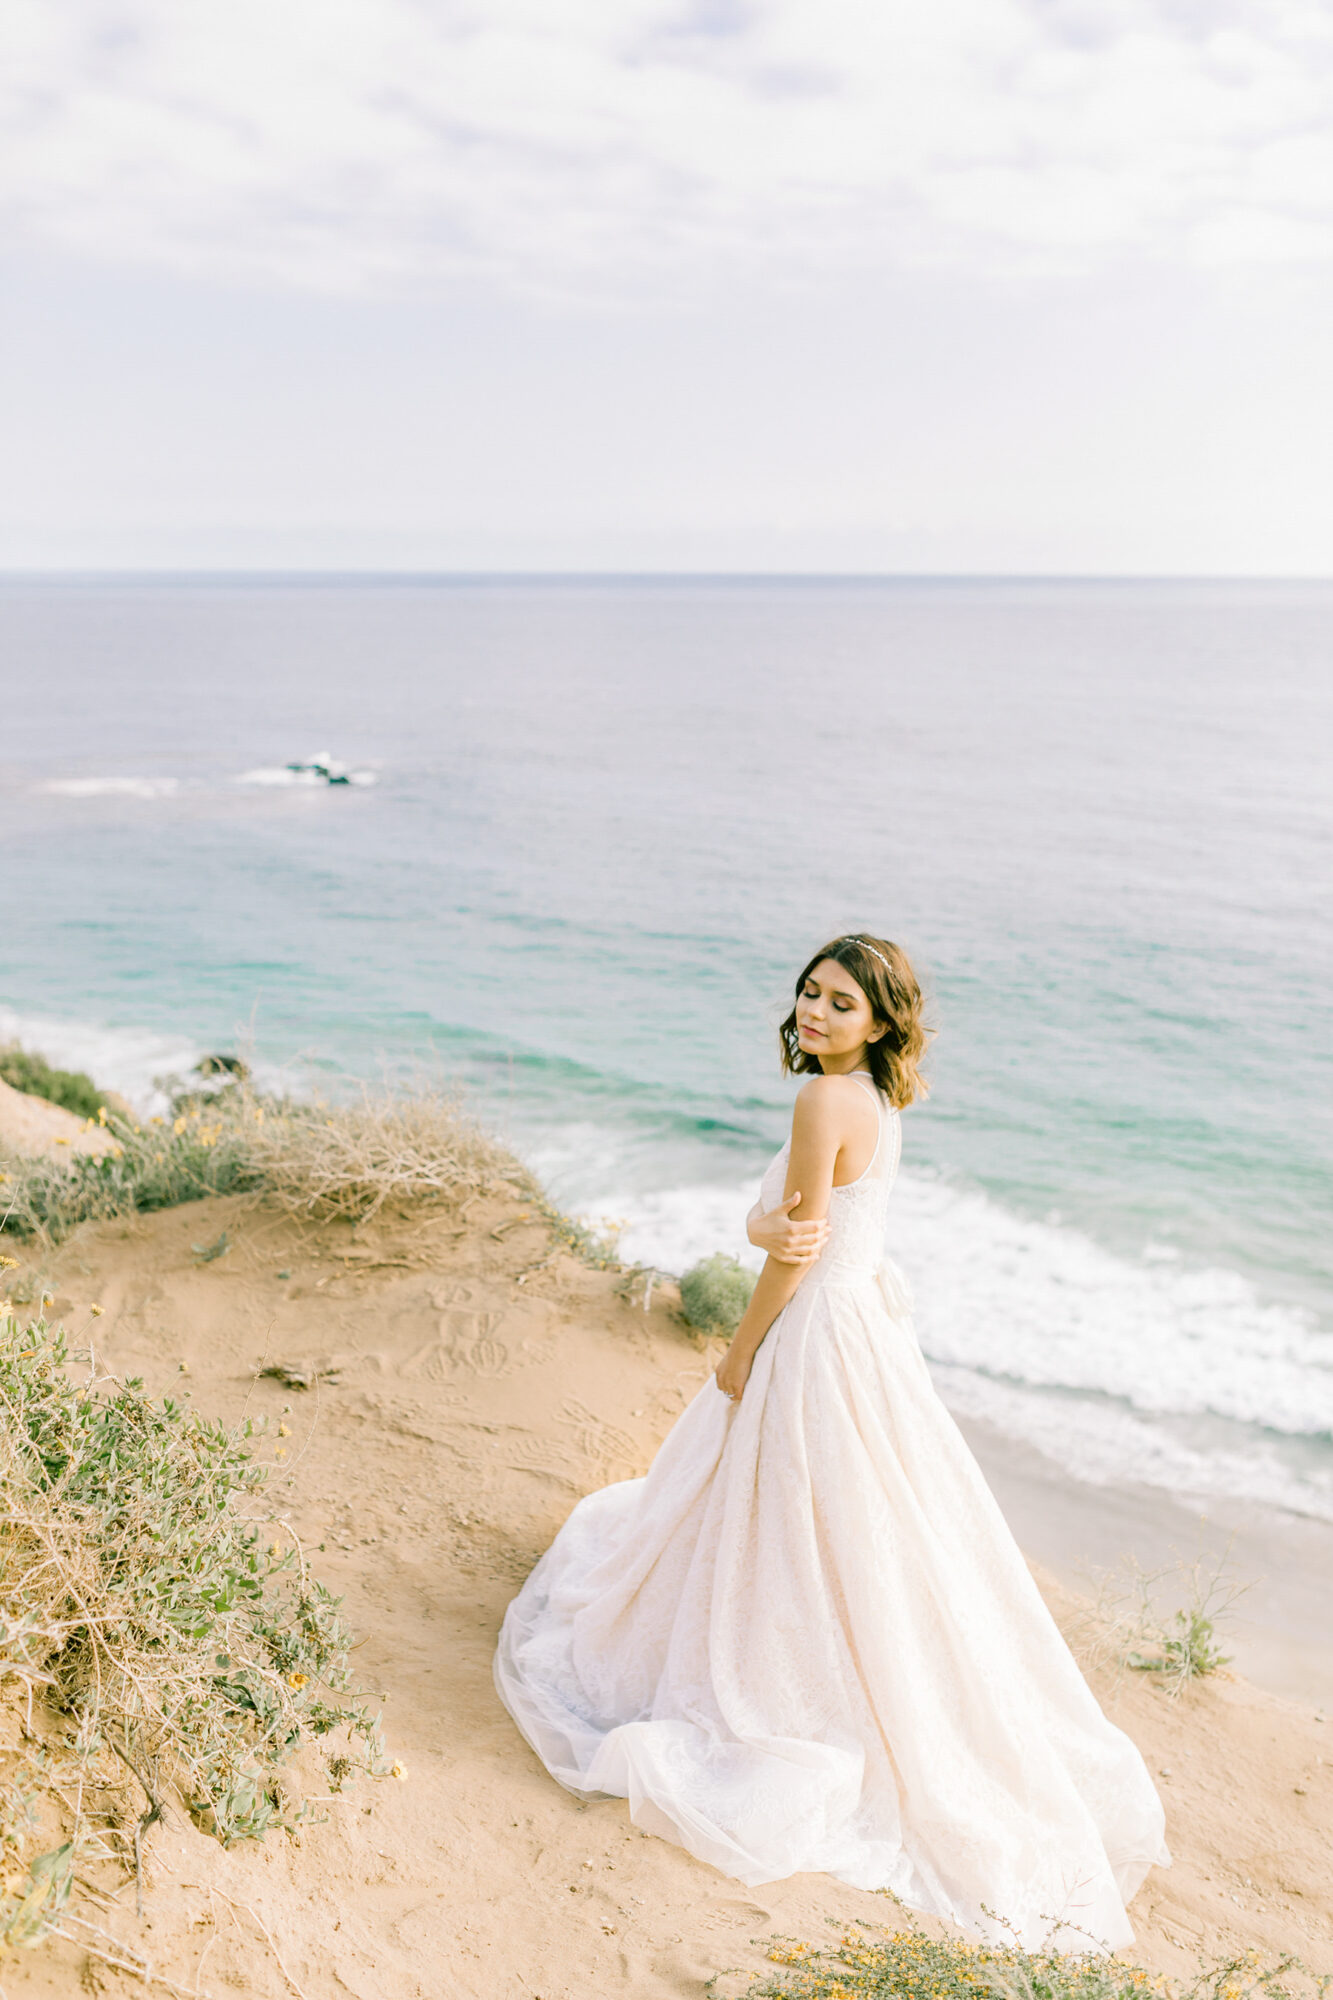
[711,1919,1330,2000]
[0,1044,106,1121]
[0,1307,384,1955]
[680,1253,757,1338]
[1085,1552,1249,1697]
[1127,1601,1233,1689]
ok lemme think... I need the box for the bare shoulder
[793,1073,875,1133]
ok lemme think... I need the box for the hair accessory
[844,936,892,974]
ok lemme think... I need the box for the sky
[3,0,1333,573]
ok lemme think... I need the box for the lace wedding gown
[494,1080,1168,1949]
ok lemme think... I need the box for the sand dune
[3,1188,1331,1998]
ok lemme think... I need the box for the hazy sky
[4,0,1332,571]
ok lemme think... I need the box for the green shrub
[0,1045,105,1120]
[713,1921,1329,2000]
[680,1253,756,1338]
[0,1309,384,1954]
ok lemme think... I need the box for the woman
[494,934,1167,1949]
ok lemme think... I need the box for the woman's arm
[746,1191,831,1265]
[716,1079,851,1402]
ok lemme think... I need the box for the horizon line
[2,567,1332,587]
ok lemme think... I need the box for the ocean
[2,575,1330,1524]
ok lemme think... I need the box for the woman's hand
[746,1191,830,1266]
[715,1343,753,1406]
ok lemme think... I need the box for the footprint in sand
[401,1340,455,1382]
[429,1281,478,1310]
[403,1310,509,1379]
[559,1397,638,1472]
[504,1434,584,1488]
[464,1335,509,1375]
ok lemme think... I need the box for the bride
[494,934,1167,1949]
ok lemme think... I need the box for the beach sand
[3,1188,1331,1998]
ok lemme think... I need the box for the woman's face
[795,958,884,1069]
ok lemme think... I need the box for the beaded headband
[842,936,892,974]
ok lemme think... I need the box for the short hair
[779,934,930,1109]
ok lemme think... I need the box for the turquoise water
[2,577,1330,1516]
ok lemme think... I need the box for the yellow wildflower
[390,1761,408,1781]
[98,1106,108,1125]
[275,1446,287,1459]
[90,1303,104,1317]
[0,1255,18,1272]
[287,1671,308,1689]
[173,1115,187,1135]
[278,1421,291,1437]
[54,1136,70,1146]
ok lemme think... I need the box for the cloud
[2,0,1332,294]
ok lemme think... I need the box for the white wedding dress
[494,1080,1168,1949]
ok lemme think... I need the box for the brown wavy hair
[779,934,930,1109]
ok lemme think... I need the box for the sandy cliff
[2,1186,1330,1999]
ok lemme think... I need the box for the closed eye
[803,982,854,1012]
